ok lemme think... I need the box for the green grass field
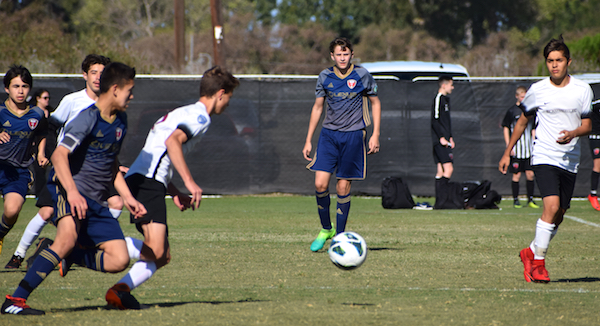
[1,195,600,325]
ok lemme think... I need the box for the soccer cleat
[528,200,540,209]
[5,255,24,269]
[105,283,143,310]
[26,237,53,271]
[310,228,336,252]
[58,258,72,277]
[513,199,522,208]
[530,259,550,283]
[588,194,600,211]
[1,295,45,315]
[519,247,534,282]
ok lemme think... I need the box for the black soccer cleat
[1,295,45,315]
[106,283,146,310]
[26,237,54,270]
[5,255,24,269]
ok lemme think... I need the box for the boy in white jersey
[3,55,127,270]
[105,66,239,310]
[499,35,593,283]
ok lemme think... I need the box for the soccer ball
[328,232,367,270]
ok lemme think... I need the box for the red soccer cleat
[519,247,535,282]
[588,194,600,211]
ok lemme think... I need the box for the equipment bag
[434,178,464,209]
[462,180,502,209]
[381,177,415,209]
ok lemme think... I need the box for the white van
[359,61,470,81]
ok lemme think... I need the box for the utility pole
[210,0,224,67]
[174,0,185,73]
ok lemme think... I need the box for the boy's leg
[0,193,26,253]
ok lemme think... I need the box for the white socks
[118,260,157,290]
[109,208,122,219]
[14,213,48,258]
[125,237,144,260]
[529,219,556,260]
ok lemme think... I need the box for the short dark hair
[438,75,453,87]
[199,66,239,97]
[81,54,111,73]
[329,37,353,54]
[99,62,136,94]
[29,88,49,106]
[543,35,570,60]
[4,64,33,89]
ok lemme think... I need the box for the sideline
[564,215,600,228]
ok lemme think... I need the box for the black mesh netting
[6,76,599,196]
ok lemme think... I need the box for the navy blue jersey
[431,93,452,145]
[50,105,127,204]
[316,64,378,132]
[0,102,48,168]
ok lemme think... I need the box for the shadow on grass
[342,302,376,306]
[369,247,403,251]
[50,298,269,313]
[552,277,600,283]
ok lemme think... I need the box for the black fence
[6,75,599,197]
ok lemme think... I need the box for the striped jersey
[125,101,211,188]
[0,102,47,168]
[521,76,593,173]
[51,105,127,204]
[316,64,378,132]
[502,105,534,159]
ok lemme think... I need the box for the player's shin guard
[316,190,332,229]
[125,237,144,260]
[512,181,520,200]
[530,219,556,260]
[526,180,535,200]
[14,213,48,258]
[13,248,60,299]
[592,171,600,194]
[335,194,351,234]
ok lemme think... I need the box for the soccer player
[105,66,239,310]
[0,65,48,257]
[501,86,539,209]
[3,54,125,269]
[431,75,455,194]
[2,62,146,315]
[499,36,593,283]
[302,37,381,252]
[587,99,600,210]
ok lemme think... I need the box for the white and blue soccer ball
[328,232,367,270]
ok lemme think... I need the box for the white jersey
[126,101,211,188]
[522,76,593,173]
[51,89,95,142]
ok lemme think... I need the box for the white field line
[564,215,600,228]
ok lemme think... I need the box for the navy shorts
[589,137,600,159]
[49,183,124,248]
[433,144,453,164]
[508,157,532,174]
[126,173,168,235]
[0,163,32,198]
[307,128,366,180]
[533,164,576,210]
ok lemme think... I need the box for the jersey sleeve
[359,68,378,96]
[580,84,593,119]
[173,107,210,142]
[58,109,96,153]
[501,109,513,128]
[520,86,539,117]
[51,96,73,124]
[315,70,328,98]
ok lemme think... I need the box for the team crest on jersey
[115,127,123,141]
[595,148,600,156]
[347,79,357,89]
[513,162,520,169]
[28,118,39,130]
[198,115,207,125]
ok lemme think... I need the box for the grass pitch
[1,195,600,325]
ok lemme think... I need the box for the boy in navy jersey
[303,37,381,252]
[500,36,593,283]
[105,66,239,310]
[0,65,48,256]
[2,62,146,315]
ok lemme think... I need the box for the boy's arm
[303,97,325,161]
[367,95,381,154]
[558,118,592,144]
[499,114,531,174]
[113,167,146,218]
[165,128,202,209]
[51,145,88,219]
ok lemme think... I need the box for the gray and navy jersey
[502,104,534,159]
[431,93,452,145]
[0,102,47,168]
[316,64,378,132]
[50,105,127,205]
